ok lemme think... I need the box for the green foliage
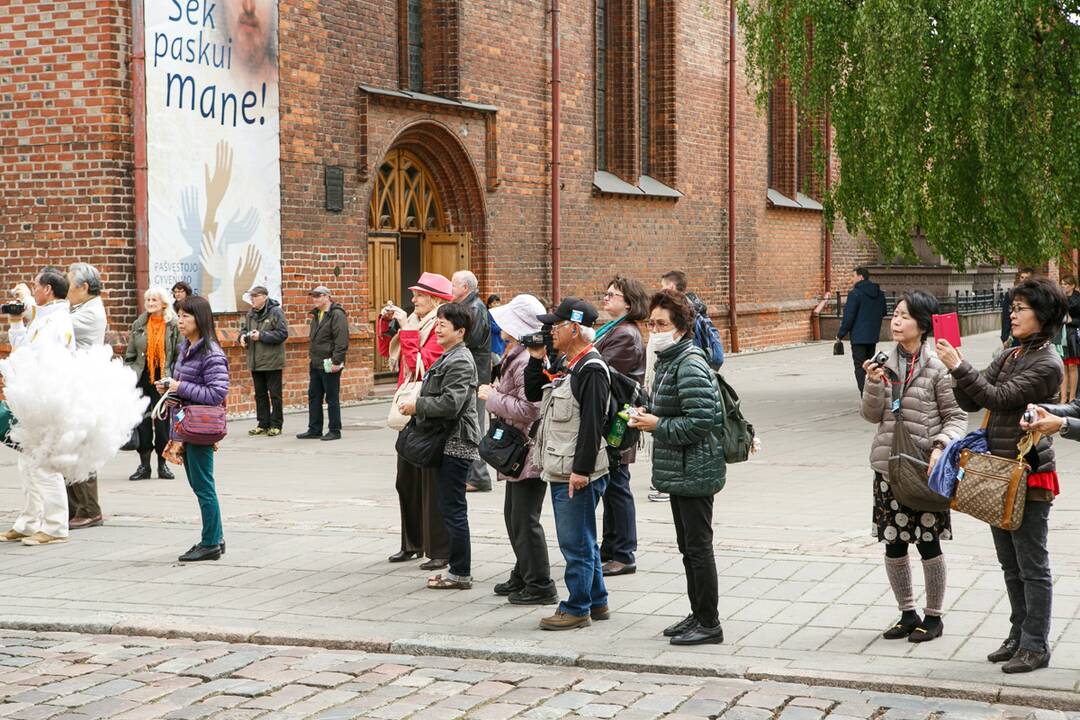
[739,0,1080,266]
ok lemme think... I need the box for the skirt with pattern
[872,472,952,544]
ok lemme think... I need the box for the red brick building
[0,0,875,411]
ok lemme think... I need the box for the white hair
[145,286,177,322]
[579,326,596,343]
[68,262,102,296]
[453,270,478,292]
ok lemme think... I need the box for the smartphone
[932,312,961,348]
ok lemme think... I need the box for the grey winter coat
[414,342,481,446]
[242,298,289,371]
[860,343,968,475]
[484,343,542,481]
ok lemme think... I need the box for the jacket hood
[310,302,344,317]
[854,279,883,300]
[252,298,280,316]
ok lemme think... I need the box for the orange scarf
[146,315,167,382]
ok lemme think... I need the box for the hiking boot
[157,458,175,480]
[539,610,591,631]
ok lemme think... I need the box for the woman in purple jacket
[158,295,230,562]
[481,295,557,605]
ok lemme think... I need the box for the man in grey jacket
[66,263,108,530]
[453,270,493,492]
[240,286,289,436]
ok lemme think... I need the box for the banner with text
[145,0,281,312]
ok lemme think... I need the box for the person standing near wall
[240,286,289,437]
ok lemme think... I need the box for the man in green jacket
[297,285,349,441]
[240,286,289,437]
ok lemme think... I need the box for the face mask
[649,330,678,353]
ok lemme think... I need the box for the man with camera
[524,298,612,630]
[240,286,289,437]
[2,268,77,546]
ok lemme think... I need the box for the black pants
[992,500,1053,653]
[436,454,472,578]
[252,369,283,430]
[396,455,449,560]
[307,365,341,433]
[67,474,100,518]
[601,462,637,564]
[137,372,169,458]
[670,493,720,627]
[851,343,877,395]
[503,477,555,595]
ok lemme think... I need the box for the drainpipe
[132,0,149,303]
[726,0,740,352]
[550,0,562,304]
[823,109,832,299]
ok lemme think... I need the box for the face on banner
[144,0,282,313]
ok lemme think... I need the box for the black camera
[0,302,25,316]
[872,351,890,367]
[521,332,548,349]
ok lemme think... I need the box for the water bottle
[606,404,631,447]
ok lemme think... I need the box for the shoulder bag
[887,371,950,511]
[387,352,424,431]
[479,418,530,478]
[153,388,228,446]
[952,411,1036,532]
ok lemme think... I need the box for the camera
[160,378,172,390]
[872,351,890,367]
[521,331,549,349]
[0,302,25,316]
[1023,407,1038,425]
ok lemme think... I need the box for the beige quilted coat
[860,343,968,475]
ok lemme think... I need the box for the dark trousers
[991,500,1053,653]
[436,454,472,578]
[396,455,449,560]
[183,444,223,547]
[670,493,720,627]
[465,397,492,490]
[252,369,283,430]
[503,477,555,595]
[851,343,876,395]
[600,462,637,565]
[66,475,100,519]
[137,373,169,458]
[307,365,342,433]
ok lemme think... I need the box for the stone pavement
[0,629,1076,719]
[0,332,1079,705]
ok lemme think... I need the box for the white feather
[1,344,148,483]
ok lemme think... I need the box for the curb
[2,618,1077,710]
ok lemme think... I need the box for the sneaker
[539,610,591,631]
[267,428,282,437]
[21,532,68,546]
[179,544,222,562]
[248,427,268,436]
[648,491,670,502]
[1002,648,1051,674]
[2,529,28,543]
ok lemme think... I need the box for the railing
[833,288,1007,318]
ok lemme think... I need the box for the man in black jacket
[297,285,349,441]
[453,270,493,491]
[837,266,888,395]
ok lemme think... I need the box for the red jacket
[378,315,444,388]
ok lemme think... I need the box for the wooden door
[423,231,471,280]
[368,234,399,374]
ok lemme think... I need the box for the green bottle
[606,404,631,447]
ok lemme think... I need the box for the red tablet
[932,312,961,348]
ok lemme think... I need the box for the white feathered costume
[1,344,147,483]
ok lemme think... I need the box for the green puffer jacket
[650,338,726,497]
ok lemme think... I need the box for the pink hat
[408,272,454,301]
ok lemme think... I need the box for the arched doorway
[367,147,472,375]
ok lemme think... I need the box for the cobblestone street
[0,630,1075,720]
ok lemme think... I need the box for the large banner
[144,0,281,312]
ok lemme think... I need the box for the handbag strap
[981,408,1042,461]
[152,388,174,421]
[412,351,425,382]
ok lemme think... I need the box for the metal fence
[834,288,1007,318]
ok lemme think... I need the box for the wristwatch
[1060,418,1071,438]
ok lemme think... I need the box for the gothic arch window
[368,149,445,233]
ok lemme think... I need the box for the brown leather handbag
[952,412,1037,532]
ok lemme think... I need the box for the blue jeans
[991,500,1053,653]
[183,444,223,547]
[600,462,637,564]
[307,365,342,433]
[550,474,609,617]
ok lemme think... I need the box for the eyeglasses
[552,321,573,332]
[1010,304,1033,314]
[603,290,624,299]
[646,319,674,331]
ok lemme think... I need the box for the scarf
[387,304,441,372]
[595,317,623,343]
[146,314,167,382]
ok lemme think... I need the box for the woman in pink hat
[378,272,455,569]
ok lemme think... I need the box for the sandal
[426,574,472,590]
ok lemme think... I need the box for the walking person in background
[836,267,888,395]
[595,276,647,577]
[452,270,493,492]
[487,294,506,380]
[484,294,558,605]
[1000,268,1035,348]
[939,276,1066,674]
[1058,275,1080,402]
[397,303,480,590]
[240,286,289,437]
[379,272,453,569]
[171,281,193,314]
[66,263,108,529]
[163,296,229,562]
[297,286,348,441]
[860,291,967,644]
[630,289,726,645]
[124,287,181,481]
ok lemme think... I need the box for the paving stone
[778,706,826,720]
[467,703,531,720]
[576,704,623,719]
[719,708,774,720]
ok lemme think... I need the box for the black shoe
[508,589,559,605]
[671,622,723,646]
[883,613,922,640]
[494,579,524,596]
[296,431,322,439]
[908,618,943,643]
[220,540,225,556]
[663,614,698,638]
[988,637,1021,663]
[128,463,151,481]
[321,431,341,441]
[388,550,421,563]
[1002,648,1051,674]
[157,459,175,480]
[419,558,448,571]
[178,544,222,562]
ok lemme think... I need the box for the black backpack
[580,357,649,451]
